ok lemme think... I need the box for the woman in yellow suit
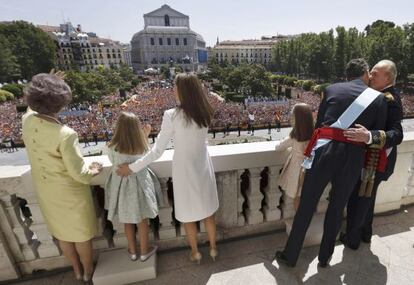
[22,73,102,283]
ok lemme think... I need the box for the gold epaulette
[384,92,394,102]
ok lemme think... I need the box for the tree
[1,83,24,98]
[335,26,347,79]
[0,21,56,81]
[0,35,21,82]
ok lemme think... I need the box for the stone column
[245,168,264,225]
[216,171,239,228]
[157,178,176,240]
[237,170,246,226]
[263,166,282,221]
[0,200,21,281]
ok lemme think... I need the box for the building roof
[215,35,295,48]
[144,4,188,18]
[37,25,60,33]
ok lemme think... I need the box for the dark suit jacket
[375,86,404,181]
[315,78,388,169]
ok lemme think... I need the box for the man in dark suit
[341,60,404,249]
[275,58,388,268]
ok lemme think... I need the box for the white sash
[303,87,382,169]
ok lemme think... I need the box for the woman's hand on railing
[89,162,103,176]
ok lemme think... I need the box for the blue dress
[104,147,163,224]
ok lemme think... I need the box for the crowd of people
[1,80,414,147]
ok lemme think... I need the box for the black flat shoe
[318,255,332,268]
[318,261,328,268]
[274,251,296,268]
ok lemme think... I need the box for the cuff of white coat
[129,162,140,173]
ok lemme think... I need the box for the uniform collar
[381,85,395,94]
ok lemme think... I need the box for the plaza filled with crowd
[1,80,414,146]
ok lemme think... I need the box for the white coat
[129,108,219,222]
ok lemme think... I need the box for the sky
[1,0,413,46]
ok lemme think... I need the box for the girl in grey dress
[105,112,162,262]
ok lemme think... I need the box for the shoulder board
[383,92,394,102]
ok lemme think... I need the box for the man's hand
[116,163,133,177]
[343,124,370,143]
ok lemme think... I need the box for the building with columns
[130,4,207,72]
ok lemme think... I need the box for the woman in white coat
[117,73,219,263]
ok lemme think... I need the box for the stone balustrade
[0,133,413,281]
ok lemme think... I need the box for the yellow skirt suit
[22,109,97,242]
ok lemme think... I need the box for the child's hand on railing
[143,124,152,137]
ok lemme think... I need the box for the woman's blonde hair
[174,73,213,128]
[108,112,149,155]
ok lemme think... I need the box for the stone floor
[9,205,414,285]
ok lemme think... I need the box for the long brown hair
[174,73,214,128]
[108,112,149,155]
[289,103,314,142]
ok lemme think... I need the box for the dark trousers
[346,176,382,248]
[283,143,364,264]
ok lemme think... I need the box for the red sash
[304,127,365,157]
[304,127,387,172]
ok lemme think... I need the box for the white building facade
[39,22,126,72]
[130,5,207,72]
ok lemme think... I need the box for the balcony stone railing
[0,132,413,281]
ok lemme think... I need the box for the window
[159,38,163,45]
[175,38,179,45]
[167,38,171,45]
[108,54,111,58]
[150,38,155,45]
[183,38,187,45]
[164,14,170,26]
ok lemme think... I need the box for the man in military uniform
[341,60,404,249]
[275,58,388,268]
